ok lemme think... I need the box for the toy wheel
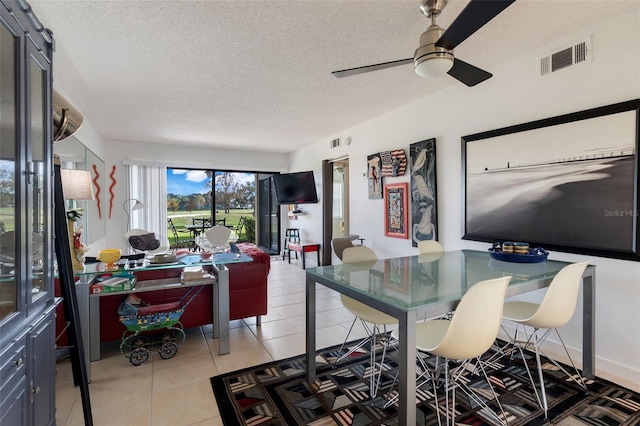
[161,327,182,343]
[129,348,150,366]
[159,342,178,360]
[160,327,186,348]
[130,335,150,348]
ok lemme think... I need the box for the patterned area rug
[210,340,640,425]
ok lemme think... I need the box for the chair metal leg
[505,324,545,416]
[543,330,587,390]
[334,320,393,399]
[532,333,549,417]
[441,358,508,426]
[509,324,588,419]
[383,350,432,409]
[370,326,379,397]
[333,319,370,366]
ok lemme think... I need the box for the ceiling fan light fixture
[413,22,453,79]
[415,55,454,78]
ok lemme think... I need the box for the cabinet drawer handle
[13,357,23,367]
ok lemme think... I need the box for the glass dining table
[305,249,596,425]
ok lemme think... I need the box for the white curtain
[127,164,167,244]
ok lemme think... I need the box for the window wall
[166,168,258,244]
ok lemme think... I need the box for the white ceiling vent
[330,138,340,149]
[538,38,591,78]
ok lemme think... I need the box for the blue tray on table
[488,244,549,263]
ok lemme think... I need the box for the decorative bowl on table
[488,242,548,263]
[97,248,122,270]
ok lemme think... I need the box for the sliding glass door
[167,168,278,247]
[257,174,279,254]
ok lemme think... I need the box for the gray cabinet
[0,1,56,425]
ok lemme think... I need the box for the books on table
[181,265,212,283]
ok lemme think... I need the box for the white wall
[288,10,640,387]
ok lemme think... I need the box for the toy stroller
[117,286,204,366]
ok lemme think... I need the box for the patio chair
[167,218,195,251]
[232,216,246,239]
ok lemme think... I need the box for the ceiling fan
[332,0,516,87]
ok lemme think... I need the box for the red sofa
[56,243,270,344]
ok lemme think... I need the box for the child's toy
[117,287,204,366]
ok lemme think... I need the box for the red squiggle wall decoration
[92,164,102,219]
[108,165,117,218]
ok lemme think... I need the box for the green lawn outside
[167,209,255,245]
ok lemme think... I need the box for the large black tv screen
[273,171,319,205]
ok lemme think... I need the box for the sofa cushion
[129,233,160,251]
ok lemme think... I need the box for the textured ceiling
[29,0,639,153]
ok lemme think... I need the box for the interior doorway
[332,159,350,239]
[322,157,350,265]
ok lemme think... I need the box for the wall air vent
[538,38,591,78]
[330,138,340,149]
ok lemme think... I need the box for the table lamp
[60,169,94,271]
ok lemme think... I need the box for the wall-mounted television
[273,171,319,205]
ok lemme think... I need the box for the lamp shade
[131,200,144,211]
[60,169,94,201]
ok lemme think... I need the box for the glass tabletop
[59,251,253,277]
[306,250,572,312]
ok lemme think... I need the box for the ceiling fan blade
[331,58,413,78]
[436,0,517,50]
[447,58,492,87]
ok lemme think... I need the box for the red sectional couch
[56,243,271,344]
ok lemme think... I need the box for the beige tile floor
[55,255,369,426]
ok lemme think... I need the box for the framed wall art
[462,99,640,261]
[367,153,383,199]
[384,182,409,239]
[380,149,407,177]
[409,138,438,247]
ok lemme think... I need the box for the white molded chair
[331,235,358,260]
[124,229,169,255]
[502,261,589,418]
[335,246,397,398]
[417,239,444,254]
[388,276,511,426]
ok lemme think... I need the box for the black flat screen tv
[273,171,319,205]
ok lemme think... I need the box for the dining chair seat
[502,301,540,323]
[340,296,396,326]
